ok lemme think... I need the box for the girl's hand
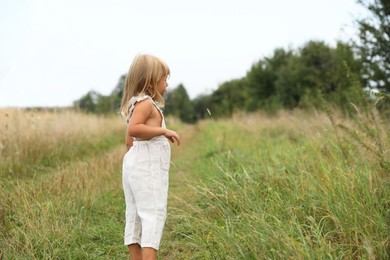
[164,129,181,146]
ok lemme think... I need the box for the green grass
[0,131,123,179]
[1,146,128,259]
[0,110,388,259]
[0,111,128,258]
[162,112,389,259]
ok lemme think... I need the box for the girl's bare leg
[142,247,157,260]
[128,244,142,260]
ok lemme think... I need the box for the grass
[1,147,127,259]
[0,109,127,258]
[0,109,123,178]
[0,108,388,259]
[162,109,389,259]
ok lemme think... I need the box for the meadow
[0,107,388,259]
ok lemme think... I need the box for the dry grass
[231,109,331,134]
[0,146,126,258]
[0,108,388,258]
[0,109,124,177]
[227,109,389,168]
[0,108,123,157]
[0,109,127,258]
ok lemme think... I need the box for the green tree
[95,95,117,114]
[246,48,292,111]
[74,90,117,114]
[209,78,248,116]
[111,74,127,112]
[355,0,390,93]
[274,41,364,110]
[192,94,212,120]
[73,90,101,113]
[165,84,195,123]
[208,41,365,116]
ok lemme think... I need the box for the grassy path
[0,122,201,259]
[1,145,128,258]
[160,124,201,259]
[2,112,388,259]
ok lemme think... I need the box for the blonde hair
[120,54,170,117]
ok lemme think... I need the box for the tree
[111,74,127,112]
[165,84,195,123]
[73,90,101,113]
[209,78,248,116]
[273,41,364,110]
[73,90,117,114]
[245,48,292,111]
[355,0,390,93]
[192,94,212,120]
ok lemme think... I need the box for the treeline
[73,76,124,115]
[72,41,370,122]
[73,0,389,121]
[166,41,365,122]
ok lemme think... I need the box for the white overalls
[122,95,171,250]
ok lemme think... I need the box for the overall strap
[126,95,165,128]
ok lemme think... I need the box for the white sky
[0,0,366,107]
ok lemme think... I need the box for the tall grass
[0,108,388,259]
[163,109,389,259]
[0,147,127,259]
[0,109,123,178]
[0,109,128,258]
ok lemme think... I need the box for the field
[0,108,389,259]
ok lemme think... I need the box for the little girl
[120,54,180,260]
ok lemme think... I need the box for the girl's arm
[127,100,180,145]
[128,100,166,138]
[125,128,133,150]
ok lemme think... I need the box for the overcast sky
[0,0,366,107]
